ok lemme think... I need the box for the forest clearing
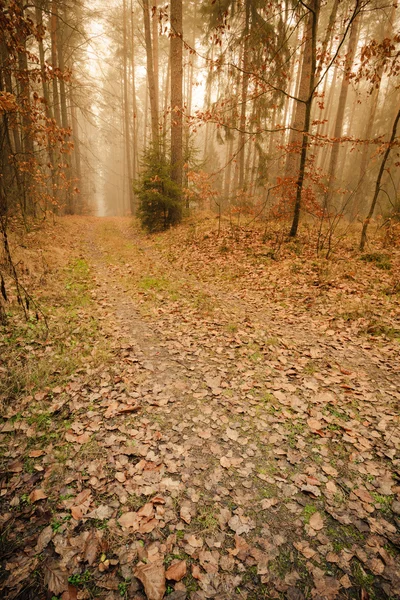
[0,216,399,599]
[1,0,400,598]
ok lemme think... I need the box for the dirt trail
[1,217,399,600]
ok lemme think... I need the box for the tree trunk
[356,5,396,211]
[170,0,183,187]
[324,14,361,208]
[360,107,400,251]
[143,0,159,147]
[238,1,251,191]
[50,1,61,127]
[284,11,314,182]
[123,0,134,213]
[289,0,320,237]
[130,0,138,181]
[152,0,159,114]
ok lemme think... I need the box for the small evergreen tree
[135,149,182,232]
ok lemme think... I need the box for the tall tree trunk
[284,12,314,182]
[162,52,170,155]
[130,0,138,181]
[170,0,183,187]
[143,0,159,147]
[50,0,61,127]
[152,0,159,114]
[123,0,134,213]
[289,0,320,237]
[57,12,74,214]
[360,107,400,250]
[324,14,361,208]
[238,1,250,191]
[356,5,396,211]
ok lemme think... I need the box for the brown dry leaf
[226,428,239,441]
[137,502,154,518]
[166,560,187,581]
[134,560,166,600]
[353,488,374,504]
[220,456,231,468]
[192,564,202,580]
[293,541,316,559]
[29,489,47,503]
[70,489,92,520]
[83,530,101,566]
[35,525,53,553]
[307,418,324,431]
[309,512,324,531]
[115,471,126,483]
[300,484,321,497]
[260,498,279,510]
[220,555,235,572]
[44,561,69,595]
[139,518,158,533]
[28,450,45,458]
[8,460,23,473]
[118,511,140,530]
[104,402,119,418]
[368,558,385,575]
[322,464,338,477]
[340,574,352,589]
[187,535,203,548]
[85,505,113,520]
[116,404,140,415]
[61,585,78,600]
[313,574,341,599]
[180,501,192,524]
[325,481,338,494]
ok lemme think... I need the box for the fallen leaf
[187,534,203,548]
[300,484,321,497]
[166,560,187,581]
[294,541,316,559]
[135,560,166,600]
[118,511,140,530]
[35,525,53,553]
[260,498,279,510]
[353,488,374,504]
[29,489,47,503]
[70,489,92,520]
[180,501,192,524]
[85,505,113,520]
[83,530,101,566]
[44,562,68,595]
[307,418,324,431]
[309,512,324,531]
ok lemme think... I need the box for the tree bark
[170,0,183,187]
[324,14,360,208]
[50,1,61,126]
[289,0,320,237]
[123,0,134,213]
[143,0,159,147]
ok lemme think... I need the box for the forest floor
[0,215,400,600]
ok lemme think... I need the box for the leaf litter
[0,217,399,599]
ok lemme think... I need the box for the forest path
[82,218,399,599]
[1,216,399,600]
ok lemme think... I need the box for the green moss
[303,504,317,523]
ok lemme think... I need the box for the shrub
[135,149,182,232]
